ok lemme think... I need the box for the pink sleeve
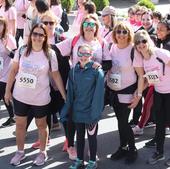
[7,34,17,50]
[156,48,170,64]
[8,7,17,20]
[56,38,72,56]
[133,50,144,67]
[102,40,111,60]
[51,50,58,72]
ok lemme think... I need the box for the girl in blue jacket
[61,44,104,169]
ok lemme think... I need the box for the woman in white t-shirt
[133,30,170,165]
[0,16,16,127]
[5,23,66,166]
[108,22,144,164]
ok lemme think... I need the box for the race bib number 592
[17,73,37,89]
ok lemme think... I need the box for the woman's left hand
[128,95,141,109]
[92,62,101,69]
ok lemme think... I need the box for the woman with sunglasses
[5,23,66,166]
[57,14,111,161]
[107,22,144,164]
[133,30,170,165]
[62,44,104,169]
[0,16,16,127]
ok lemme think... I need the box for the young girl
[61,44,104,169]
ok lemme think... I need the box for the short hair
[35,0,49,14]
[26,23,50,58]
[141,11,153,20]
[0,16,8,39]
[134,30,155,57]
[84,1,96,14]
[80,14,100,38]
[153,11,162,21]
[158,19,170,30]
[41,10,60,24]
[112,22,134,44]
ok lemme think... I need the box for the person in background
[62,44,104,169]
[5,23,66,166]
[50,0,63,20]
[128,6,136,26]
[100,6,116,50]
[152,11,162,29]
[0,16,16,127]
[0,0,17,36]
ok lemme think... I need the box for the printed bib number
[108,73,121,89]
[0,57,3,70]
[144,70,160,84]
[17,73,37,89]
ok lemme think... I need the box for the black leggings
[15,28,24,48]
[0,82,14,118]
[113,95,135,150]
[75,123,98,161]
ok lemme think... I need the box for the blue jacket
[61,61,104,124]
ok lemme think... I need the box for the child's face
[77,46,92,66]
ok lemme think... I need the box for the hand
[92,62,101,69]
[128,96,141,109]
[4,91,12,105]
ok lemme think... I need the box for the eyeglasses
[77,51,92,57]
[43,21,55,26]
[83,21,96,28]
[116,30,128,35]
[32,32,45,38]
[135,39,147,45]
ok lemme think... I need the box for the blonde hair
[134,30,155,57]
[41,10,60,24]
[112,22,134,44]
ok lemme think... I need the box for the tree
[92,0,110,11]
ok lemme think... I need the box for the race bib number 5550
[17,73,37,89]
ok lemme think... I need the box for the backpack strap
[70,35,80,60]
[130,47,135,63]
[156,57,165,75]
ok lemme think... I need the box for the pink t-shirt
[0,35,16,83]
[108,44,137,103]
[133,48,170,94]
[12,49,58,106]
[56,36,111,66]
[0,6,17,35]
[51,4,63,20]
[15,0,30,29]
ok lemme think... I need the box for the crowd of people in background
[0,0,170,168]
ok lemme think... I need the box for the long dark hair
[0,16,8,39]
[4,0,13,11]
[26,23,50,59]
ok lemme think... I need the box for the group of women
[0,0,170,168]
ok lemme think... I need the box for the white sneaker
[132,125,143,135]
[165,127,170,135]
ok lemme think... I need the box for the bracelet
[137,93,142,97]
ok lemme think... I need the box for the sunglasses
[116,30,128,35]
[32,32,45,38]
[77,51,92,57]
[83,21,96,28]
[135,39,147,45]
[43,21,55,26]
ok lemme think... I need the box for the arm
[51,71,66,101]
[128,67,145,109]
[5,62,19,105]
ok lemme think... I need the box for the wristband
[137,93,142,97]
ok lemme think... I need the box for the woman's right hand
[4,91,12,105]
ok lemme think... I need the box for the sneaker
[132,125,144,135]
[10,151,26,166]
[110,147,128,160]
[51,122,61,131]
[33,152,48,166]
[125,148,138,164]
[62,139,68,152]
[144,139,156,148]
[2,118,15,127]
[147,152,165,165]
[165,158,170,166]
[144,122,156,128]
[165,127,170,135]
[85,160,97,169]
[69,158,84,169]
[67,146,77,160]
[32,139,50,149]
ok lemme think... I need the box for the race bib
[144,70,160,84]
[17,73,37,89]
[108,73,121,89]
[0,57,3,70]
